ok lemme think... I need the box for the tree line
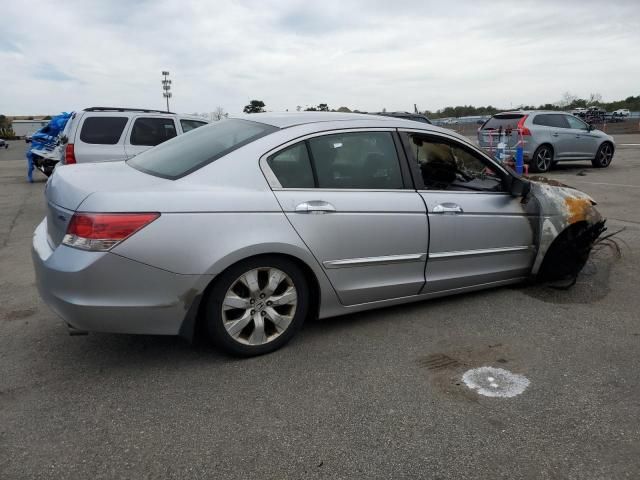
[242,93,640,118]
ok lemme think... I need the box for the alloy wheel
[221,267,297,346]
[535,148,552,172]
[597,144,613,167]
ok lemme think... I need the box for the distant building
[11,119,49,138]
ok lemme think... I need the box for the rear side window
[533,114,570,128]
[267,143,315,188]
[130,117,177,146]
[532,114,552,127]
[180,119,207,133]
[128,119,277,180]
[267,132,403,189]
[532,114,570,128]
[553,115,570,128]
[482,114,523,130]
[309,132,403,189]
[79,117,128,144]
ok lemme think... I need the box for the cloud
[32,63,77,82]
[0,0,639,115]
[0,38,22,53]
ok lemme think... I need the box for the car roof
[234,111,430,128]
[494,110,569,116]
[231,112,473,146]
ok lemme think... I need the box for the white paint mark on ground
[462,367,530,398]
[569,181,640,189]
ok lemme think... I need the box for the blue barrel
[515,144,524,175]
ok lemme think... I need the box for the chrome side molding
[429,245,533,259]
[323,253,427,269]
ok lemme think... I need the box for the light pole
[161,71,172,112]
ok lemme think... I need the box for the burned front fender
[523,177,605,276]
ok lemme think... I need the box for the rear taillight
[517,116,531,136]
[62,212,160,251]
[65,143,76,164]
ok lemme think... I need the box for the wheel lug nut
[250,299,255,304]
[250,310,255,315]
[266,301,272,306]
[260,294,265,299]
[261,311,266,316]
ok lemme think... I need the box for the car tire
[591,142,614,168]
[205,256,309,357]
[530,145,554,173]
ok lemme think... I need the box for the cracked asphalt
[1,137,639,479]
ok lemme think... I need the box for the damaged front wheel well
[536,220,606,282]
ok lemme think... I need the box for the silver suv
[60,107,208,166]
[478,111,615,173]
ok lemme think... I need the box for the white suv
[612,108,630,117]
[60,107,208,166]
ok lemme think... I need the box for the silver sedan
[33,113,606,356]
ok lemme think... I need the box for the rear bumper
[32,219,211,335]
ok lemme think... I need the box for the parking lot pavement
[1,138,639,479]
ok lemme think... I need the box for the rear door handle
[433,203,463,214]
[295,200,336,214]
[552,132,560,137]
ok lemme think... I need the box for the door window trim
[259,128,414,191]
[397,128,512,194]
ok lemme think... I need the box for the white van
[60,107,208,166]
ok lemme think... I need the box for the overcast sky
[1,0,638,115]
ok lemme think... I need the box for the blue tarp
[26,112,71,182]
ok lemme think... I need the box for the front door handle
[295,200,336,214]
[433,203,463,214]
[552,132,560,137]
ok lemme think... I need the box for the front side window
[79,117,128,144]
[130,117,177,146]
[565,115,588,130]
[407,134,503,192]
[128,119,277,179]
[180,119,207,133]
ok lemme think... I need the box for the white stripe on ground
[569,181,640,189]
[618,143,640,146]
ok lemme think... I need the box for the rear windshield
[482,114,523,130]
[128,119,278,179]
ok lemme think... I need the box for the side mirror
[505,175,531,197]
[587,124,594,132]
[476,119,484,125]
